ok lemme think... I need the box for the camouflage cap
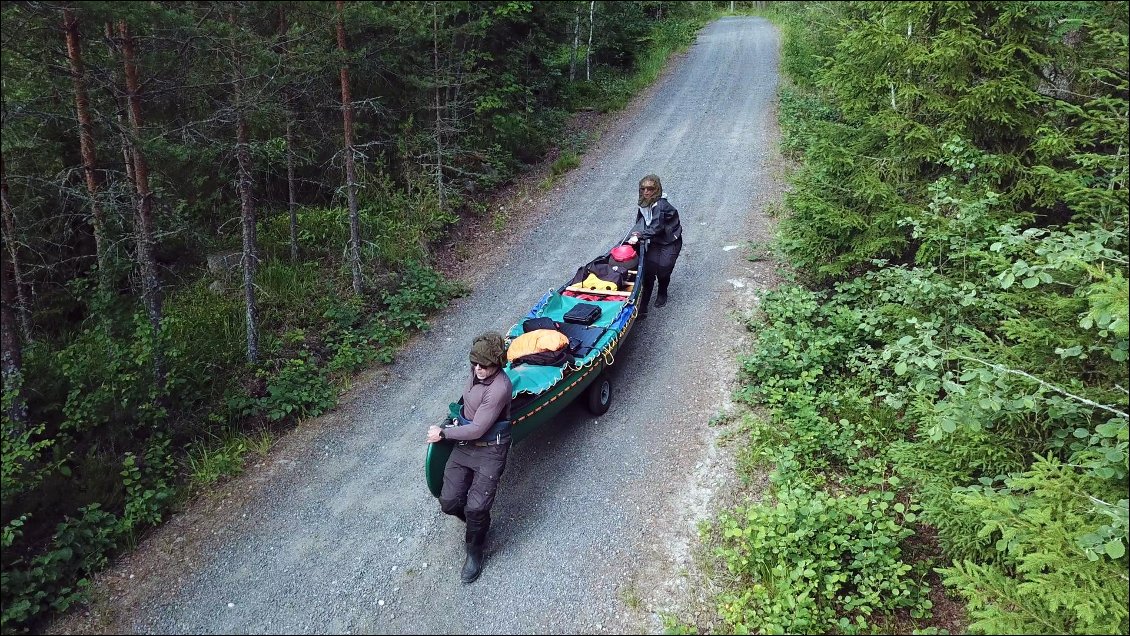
[469,332,506,368]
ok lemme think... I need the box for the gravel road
[51,16,784,636]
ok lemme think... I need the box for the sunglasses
[470,362,496,369]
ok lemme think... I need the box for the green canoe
[424,241,647,498]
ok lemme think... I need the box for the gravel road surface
[51,16,784,635]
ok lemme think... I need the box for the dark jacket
[631,197,682,246]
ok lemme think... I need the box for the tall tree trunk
[432,1,446,209]
[105,21,137,216]
[118,20,165,388]
[1,154,27,425]
[1,209,25,426]
[335,0,363,296]
[586,1,595,82]
[64,7,109,293]
[285,117,298,262]
[570,3,580,82]
[278,8,299,263]
[231,11,259,364]
[0,155,31,340]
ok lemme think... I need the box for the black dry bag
[563,303,601,326]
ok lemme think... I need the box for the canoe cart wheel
[586,374,612,415]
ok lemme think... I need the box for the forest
[2,1,1127,634]
[702,1,1128,634]
[0,1,716,631]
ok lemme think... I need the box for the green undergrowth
[685,2,1128,634]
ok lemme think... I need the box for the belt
[461,437,510,447]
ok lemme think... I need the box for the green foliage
[56,313,167,439]
[1,504,119,634]
[775,4,834,90]
[738,286,851,410]
[566,10,707,113]
[258,206,371,263]
[722,285,935,632]
[775,1,1129,284]
[661,615,699,635]
[118,437,178,541]
[353,167,458,267]
[253,260,328,317]
[185,429,270,489]
[378,262,466,329]
[161,280,247,408]
[225,263,462,423]
[890,431,1023,564]
[720,4,1130,633]
[540,151,581,189]
[229,355,336,424]
[258,170,459,273]
[940,456,1129,634]
[1,2,701,631]
[1,384,58,498]
[777,87,822,157]
[711,484,929,634]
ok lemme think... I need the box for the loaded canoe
[424,239,647,497]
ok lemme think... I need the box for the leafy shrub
[778,86,839,157]
[118,437,178,540]
[1,504,119,633]
[712,484,929,635]
[380,262,464,324]
[56,314,166,439]
[732,3,1130,635]
[242,355,336,423]
[1,376,58,500]
[738,286,853,406]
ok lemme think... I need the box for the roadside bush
[56,314,165,440]
[228,354,336,424]
[720,2,1129,634]
[1,504,119,634]
[117,437,178,541]
[712,484,928,635]
[940,455,1129,634]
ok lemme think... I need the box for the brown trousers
[439,442,510,546]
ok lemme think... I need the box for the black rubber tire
[585,374,612,415]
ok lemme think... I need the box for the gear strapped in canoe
[501,292,629,396]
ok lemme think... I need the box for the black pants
[438,442,510,546]
[640,237,682,312]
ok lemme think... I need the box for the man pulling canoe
[425,332,513,584]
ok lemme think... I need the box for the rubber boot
[655,276,670,307]
[638,274,655,318]
[461,541,485,584]
[462,513,489,584]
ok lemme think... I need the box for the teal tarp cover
[503,292,628,397]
